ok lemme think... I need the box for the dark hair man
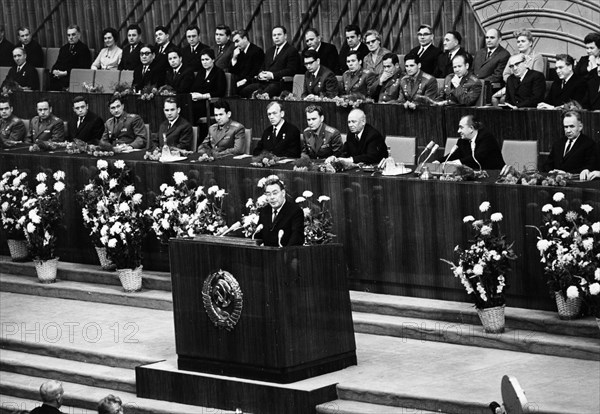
[68,95,104,144]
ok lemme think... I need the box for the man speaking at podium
[258,176,304,247]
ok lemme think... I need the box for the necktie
[167,122,172,131]
[130,45,134,53]
[418,47,424,57]
[77,116,83,128]
[564,139,574,157]
[69,44,74,53]
[272,208,278,223]
[271,126,277,140]
[486,49,492,59]
[561,80,565,89]
[218,45,223,55]
[143,65,148,75]
[273,46,280,60]
[159,46,164,54]
[191,46,195,54]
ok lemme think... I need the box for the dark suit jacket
[214,40,235,71]
[153,42,177,72]
[190,66,226,97]
[180,41,210,72]
[132,60,165,91]
[0,38,15,66]
[262,42,301,79]
[302,66,339,98]
[434,47,471,78]
[583,74,600,111]
[506,69,546,108]
[254,120,302,158]
[22,40,44,67]
[29,403,65,414]
[472,46,510,85]
[118,42,143,71]
[305,42,339,73]
[338,43,369,74]
[230,43,265,85]
[165,65,195,93]
[446,130,504,170]
[543,133,596,173]
[258,200,304,247]
[543,74,587,106]
[3,62,40,90]
[408,44,442,76]
[51,41,92,73]
[341,123,388,164]
[68,111,104,144]
[575,55,598,80]
[155,116,193,150]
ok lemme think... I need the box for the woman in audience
[502,29,545,82]
[91,28,122,71]
[190,48,226,100]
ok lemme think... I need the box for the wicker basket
[95,246,115,270]
[116,266,143,292]
[34,257,59,284]
[7,239,29,261]
[476,305,506,333]
[554,291,582,320]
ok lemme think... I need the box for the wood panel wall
[0,0,484,58]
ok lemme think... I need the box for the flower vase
[476,305,506,333]
[95,246,115,270]
[34,257,59,283]
[116,266,143,292]
[7,239,29,261]
[554,292,582,320]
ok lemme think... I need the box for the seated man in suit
[100,96,146,149]
[0,97,27,146]
[181,25,209,72]
[368,53,404,103]
[199,99,246,158]
[538,54,587,109]
[17,26,44,68]
[304,28,339,74]
[340,51,375,99]
[257,175,304,247]
[472,28,510,91]
[29,380,65,414]
[118,24,143,71]
[337,108,387,165]
[153,25,176,73]
[543,110,596,174]
[47,25,92,91]
[338,24,369,75]
[230,29,265,93]
[213,24,235,71]
[154,97,193,150]
[253,101,301,158]
[165,49,194,93]
[436,54,482,106]
[1,47,40,90]
[495,53,545,108]
[301,49,339,99]
[440,115,504,170]
[28,98,65,143]
[397,54,438,109]
[434,31,470,78]
[407,24,442,76]
[133,45,165,92]
[301,104,343,159]
[68,95,104,145]
[239,26,301,98]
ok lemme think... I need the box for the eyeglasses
[304,60,316,66]
[508,60,524,69]
[417,32,432,36]
[365,39,378,44]
[140,51,152,56]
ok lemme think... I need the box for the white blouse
[91,47,123,70]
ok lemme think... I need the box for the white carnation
[36,183,47,195]
[124,185,135,196]
[592,222,600,233]
[578,225,589,235]
[463,215,475,223]
[589,283,600,296]
[318,195,330,202]
[552,207,563,215]
[566,286,579,299]
[302,190,313,198]
[173,172,188,185]
[479,201,490,212]
[490,212,503,222]
[473,264,484,275]
[107,238,117,248]
[541,204,553,213]
[97,160,108,169]
[114,160,126,169]
[53,170,65,181]
[26,222,36,233]
[54,182,65,192]
[295,196,306,203]
[580,204,593,214]
[536,239,550,252]
[98,170,109,180]
[36,172,47,182]
[552,192,564,202]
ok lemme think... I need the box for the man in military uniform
[100,96,146,149]
[368,52,403,102]
[301,104,342,159]
[398,54,438,109]
[199,99,245,158]
[302,49,339,99]
[436,54,482,106]
[0,97,27,147]
[341,51,375,99]
[28,99,65,143]
[154,97,193,150]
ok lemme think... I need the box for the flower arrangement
[112,84,132,96]
[496,166,570,187]
[251,152,279,168]
[139,85,158,100]
[0,169,32,239]
[145,172,228,242]
[320,156,355,172]
[295,191,335,245]
[21,170,66,261]
[157,85,177,96]
[442,201,517,309]
[82,82,104,93]
[78,160,145,269]
[529,192,599,301]
[240,194,268,238]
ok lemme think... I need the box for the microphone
[278,230,284,247]
[416,141,435,170]
[442,144,458,174]
[417,143,439,173]
[220,221,241,236]
[252,224,263,240]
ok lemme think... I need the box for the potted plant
[530,192,597,320]
[0,169,32,261]
[21,170,66,283]
[442,201,517,333]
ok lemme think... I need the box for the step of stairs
[316,399,451,413]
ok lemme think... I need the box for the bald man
[30,380,65,413]
[338,109,387,164]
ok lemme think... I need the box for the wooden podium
[168,236,356,383]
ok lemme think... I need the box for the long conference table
[1,145,598,311]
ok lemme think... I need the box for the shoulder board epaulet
[324,125,336,133]
[422,73,433,80]
[230,121,242,128]
[127,114,136,118]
